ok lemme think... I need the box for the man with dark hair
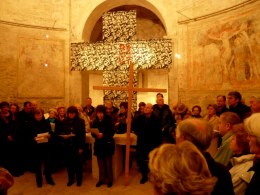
[153,94,175,143]
[216,95,229,116]
[176,118,234,195]
[227,91,250,120]
[156,93,164,98]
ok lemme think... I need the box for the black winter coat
[30,118,53,160]
[133,113,162,159]
[58,117,86,150]
[203,152,234,195]
[229,102,251,120]
[245,158,260,195]
[91,114,115,158]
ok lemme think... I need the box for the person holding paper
[91,105,115,188]
[59,106,86,187]
[30,108,55,188]
[46,108,64,172]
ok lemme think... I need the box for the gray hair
[177,119,213,152]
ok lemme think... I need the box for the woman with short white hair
[244,113,260,195]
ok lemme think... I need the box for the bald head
[144,103,153,117]
[31,100,38,112]
[176,118,213,152]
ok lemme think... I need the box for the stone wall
[1,0,259,113]
[0,0,70,111]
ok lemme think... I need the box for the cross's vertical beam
[125,61,134,185]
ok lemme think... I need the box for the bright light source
[174,53,181,59]
[44,63,48,67]
[45,34,49,39]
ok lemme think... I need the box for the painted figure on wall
[189,12,260,90]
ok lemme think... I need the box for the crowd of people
[0,91,260,194]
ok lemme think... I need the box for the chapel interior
[1,0,260,194]
[1,0,259,112]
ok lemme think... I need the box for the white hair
[244,113,260,144]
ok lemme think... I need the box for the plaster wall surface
[1,0,259,112]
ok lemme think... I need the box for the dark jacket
[229,102,251,120]
[216,106,229,116]
[30,118,52,140]
[133,113,162,159]
[83,105,95,117]
[245,158,260,195]
[152,104,175,142]
[29,117,53,161]
[0,112,16,144]
[46,118,64,146]
[59,117,86,149]
[203,152,234,195]
[17,110,34,144]
[152,104,174,131]
[91,114,115,157]
[132,111,144,133]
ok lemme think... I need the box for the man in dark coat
[216,95,229,116]
[176,118,234,195]
[227,91,250,120]
[152,93,175,143]
[132,103,162,184]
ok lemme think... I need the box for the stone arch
[82,0,168,41]
[80,0,170,105]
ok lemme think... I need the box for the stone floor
[8,160,154,195]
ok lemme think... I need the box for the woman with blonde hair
[149,141,217,195]
[228,123,254,195]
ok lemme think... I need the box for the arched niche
[82,0,168,42]
[81,2,170,106]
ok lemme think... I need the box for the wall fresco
[18,37,64,97]
[186,8,260,90]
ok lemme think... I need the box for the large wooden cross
[93,43,167,185]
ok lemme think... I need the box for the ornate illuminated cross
[70,10,172,185]
[71,10,172,109]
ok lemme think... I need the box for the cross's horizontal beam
[70,39,172,71]
[93,86,167,93]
